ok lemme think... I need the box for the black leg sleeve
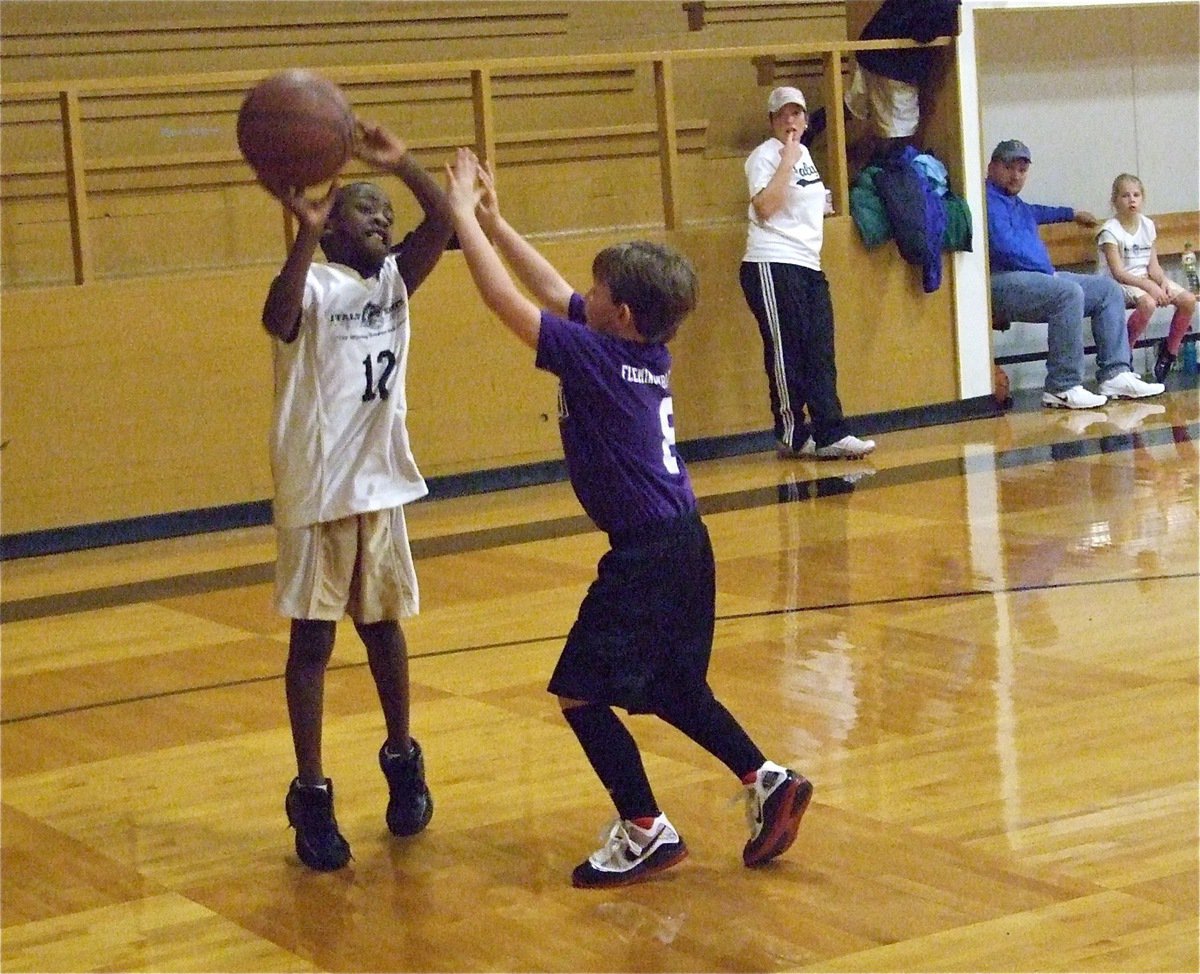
[562,703,659,821]
[654,685,766,780]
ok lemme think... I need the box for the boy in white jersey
[444,148,811,889]
[259,119,452,870]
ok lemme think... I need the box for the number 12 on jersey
[362,350,397,402]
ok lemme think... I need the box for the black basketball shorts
[547,511,717,714]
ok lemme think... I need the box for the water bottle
[1183,242,1200,294]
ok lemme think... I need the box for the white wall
[952,0,1199,398]
[975,1,1199,215]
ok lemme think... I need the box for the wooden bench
[1040,209,1199,268]
[990,210,1199,403]
[992,209,1198,332]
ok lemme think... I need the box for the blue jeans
[990,270,1131,393]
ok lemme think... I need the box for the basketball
[237,69,354,189]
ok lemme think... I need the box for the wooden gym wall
[0,1,965,541]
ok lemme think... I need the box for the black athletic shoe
[742,761,813,867]
[571,815,689,889]
[1153,339,1176,384]
[285,778,351,871]
[379,739,433,836]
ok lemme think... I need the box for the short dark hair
[591,241,698,343]
[324,181,387,229]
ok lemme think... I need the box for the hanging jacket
[857,0,962,85]
[873,146,947,292]
[850,165,892,248]
[850,155,972,263]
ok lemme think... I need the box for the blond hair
[1110,173,1145,210]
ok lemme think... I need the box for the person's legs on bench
[991,270,1086,395]
[1062,271,1131,383]
[1063,271,1164,399]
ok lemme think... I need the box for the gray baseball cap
[991,139,1032,163]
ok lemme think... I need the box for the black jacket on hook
[856,0,962,86]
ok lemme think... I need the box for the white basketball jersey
[270,254,428,528]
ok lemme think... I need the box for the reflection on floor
[2,381,1197,973]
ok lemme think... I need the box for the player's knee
[1136,295,1156,316]
[1100,279,1124,308]
[288,618,336,668]
[653,682,715,723]
[1048,279,1083,315]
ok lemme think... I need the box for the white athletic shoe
[571,814,688,888]
[815,434,876,460]
[1042,385,1107,410]
[741,761,813,867]
[777,437,817,459]
[1098,371,1166,400]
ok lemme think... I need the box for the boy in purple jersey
[445,147,812,888]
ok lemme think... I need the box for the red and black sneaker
[742,762,812,867]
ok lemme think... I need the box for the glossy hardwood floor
[2,382,1197,973]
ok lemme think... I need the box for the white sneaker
[1057,410,1108,436]
[571,814,688,888]
[815,434,876,460]
[1105,402,1166,432]
[1098,371,1165,400]
[776,437,816,459]
[1042,385,1107,410]
[741,761,813,866]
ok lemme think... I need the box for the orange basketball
[237,70,354,189]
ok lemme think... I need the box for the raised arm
[261,181,339,342]
[475,162,574,316]
[446,149,542,349]
[356,119,453,293]
[751,132,803,222]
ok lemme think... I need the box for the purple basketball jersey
[535,294,696,535]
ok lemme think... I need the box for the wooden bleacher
[1040,210,1199,269]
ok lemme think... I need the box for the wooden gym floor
[2,382,1197,973]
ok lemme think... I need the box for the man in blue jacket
[987,139,1163,409]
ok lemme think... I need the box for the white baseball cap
[767,86,807,114]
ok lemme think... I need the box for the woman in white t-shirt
[738,86,875,461]
[1097,173,1196,382]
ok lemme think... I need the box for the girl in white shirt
[1097,173,1196,382]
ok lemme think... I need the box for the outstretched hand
[273,180,339,234]
[444,147,483,218]
[475,161,501,231]
[354,118,409,170]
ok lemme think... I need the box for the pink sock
[1125,307,1152,349]
[1165,307,1192,355]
